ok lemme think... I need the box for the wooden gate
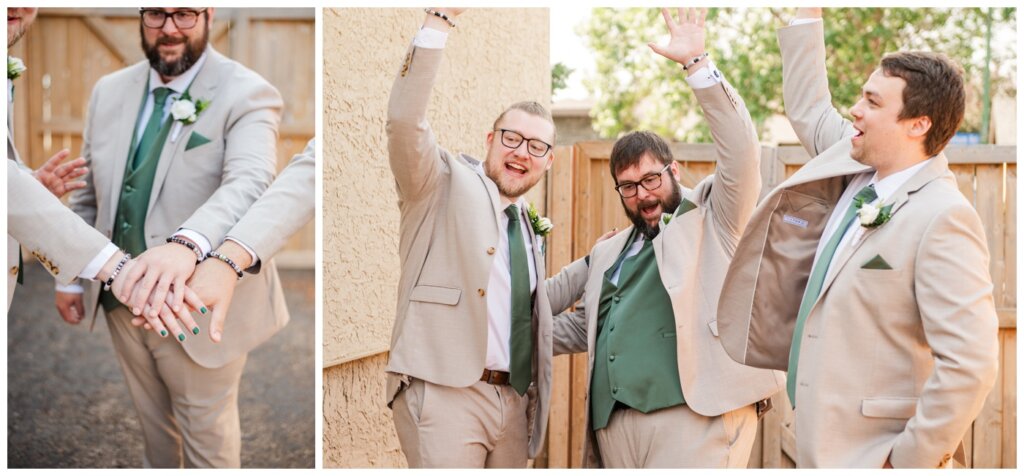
[8,8,315,265]
[538,141,1016,468]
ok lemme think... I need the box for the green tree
[580,7,1016,142]
[552,62,574,97]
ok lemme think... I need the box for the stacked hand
[648,8,708,69]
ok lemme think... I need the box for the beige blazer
[716,21,999,468]
[552,78,784,467]
[71,47,289,368]
[7,160,110,309]
[227,138,315,273]
[384,43,588,458]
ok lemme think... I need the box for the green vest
[100,85,175,312]
[590,228,685,430]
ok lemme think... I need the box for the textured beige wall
[322,8,550,467]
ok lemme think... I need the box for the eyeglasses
[140,8,207,30]
[496,129,553,158]
[614,163,672,198]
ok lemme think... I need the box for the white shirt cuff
[790,18,822,26]
[225,237,260,269]
[55,281,84,293]
[414,26,448,49]
[174,228,212,258]
[78,242,119,280]
[685,59,724,89]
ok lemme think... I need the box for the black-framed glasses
[497,129,553,158]
[614,162,672,198]
[140,8,207,30]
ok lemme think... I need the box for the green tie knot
[854,184,878,206]
[505,204,520,223]
[153,87,172,106]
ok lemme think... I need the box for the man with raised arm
[717,7,999,468]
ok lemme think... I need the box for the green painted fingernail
[200,307,208,314]
[160,330,168,337]
[192,327,200,335]
[178,333,186,342]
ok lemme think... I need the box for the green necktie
[133,87,172,169]
[506,204,533,396]
[787,184,877,407]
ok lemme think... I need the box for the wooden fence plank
[1002,330,1017,469]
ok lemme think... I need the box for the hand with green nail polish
[187,240,251,343]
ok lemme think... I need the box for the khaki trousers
[392,378,529,468]
[595,403,757,468]
[105,306,247,468]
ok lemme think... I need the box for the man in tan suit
[717,8,999,468]
[551,9,783,468]
[7,6,196,320]
[385,9,587,468]
[55,7,288,467]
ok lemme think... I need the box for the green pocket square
[185,132,211,151]
[862,254,893,270]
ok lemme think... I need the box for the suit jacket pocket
[409,285,462,305]
[862,397,917,419]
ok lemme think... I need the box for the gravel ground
[6,262,315,468]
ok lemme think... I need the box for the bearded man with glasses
[548,9,783,468]
[54,6,287,467]
[383,8,589,468]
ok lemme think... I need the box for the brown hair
[493,101,556,145]
[880,51,965,156]
[609,131,673,181]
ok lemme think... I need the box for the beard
[8,28,26,48]
[141,17,209,78]
[623,184,682,240]
[484,158,539,200]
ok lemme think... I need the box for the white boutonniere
[169,94,210,143]
[855,196,893,229]
[526,202,553,237]
[8,56,26,80]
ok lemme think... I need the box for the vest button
[613,296,621,302]
[125,185,134,193]
[122,223,131,231]
[609,354,615,362]
[609,326,614,332]
[612,387,619,394]
[487,247,496,255]
[477,288,486,297]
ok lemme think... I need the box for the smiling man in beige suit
[54,7,288,468]
[385,8,587,468]
[717,8,999,469]
[551,9,783,468]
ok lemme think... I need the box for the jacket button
[478,289,486,297]
[9,266,18,275]
[487,247,496,255]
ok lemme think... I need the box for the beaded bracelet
[103,253,132,291]
[166,236,203,263]
[682,52,709,71]
[207,251,244,280]
[424,8,455,28]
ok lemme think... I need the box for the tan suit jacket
[7,160,110,308]
[716,21,999,468]
[71,47,289,368]
[552,77,784,467]
[385,44,588,458]
[227,138,314,273]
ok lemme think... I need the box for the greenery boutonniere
[855,196,893,229]
[169,93,210,142]
[8,56,26,81]
[526,202,553,237]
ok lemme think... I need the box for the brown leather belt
[480,369,511,385]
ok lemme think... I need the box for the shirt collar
[147,47,209,96]
[869,157,933,202]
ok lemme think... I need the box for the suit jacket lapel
[147,48,226,217]
[818,154,951,298]
[107,65,149,224]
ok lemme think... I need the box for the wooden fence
[8,8,315,266]
[537,141,1016,469]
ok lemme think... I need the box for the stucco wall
[323,8,550,467]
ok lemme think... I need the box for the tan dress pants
[595,403,758,468]
[105,306,247,468]
[392,378,529,468]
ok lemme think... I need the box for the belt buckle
[755,397,773,420]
